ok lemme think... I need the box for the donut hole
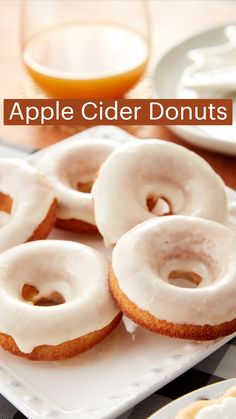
[66,173,96,193]
[56,146,111,194]
[77,180,94,193]
[59,164,97,194]
[168,270,202,288]
[158,254,216,289]
[146,195,171,216]
[21,284,65,306]
[0,192,13,226]
[53,141,116,195]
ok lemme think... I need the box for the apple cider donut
[175,385,236,418]
[110,216,236,340]
[29,138,130,233]
[0,158,56,252]
[92,140,228,246]
[0,240,121,361]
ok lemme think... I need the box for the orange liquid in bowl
[23,22,149,98]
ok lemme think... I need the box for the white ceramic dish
[0,126,235,419]
[150,377,236,418]
[152,24,236,156]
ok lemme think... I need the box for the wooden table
[1,0,236,189]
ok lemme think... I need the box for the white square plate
[0,127,235,419]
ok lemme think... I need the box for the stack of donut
[0,135,235,361]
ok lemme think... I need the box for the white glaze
[92,140,228,246]
[196,398,236,419]
[0,158,55,252]
[182,25,236,93]
[29,138,131,225]
[112,216,236,326]
[0,240,119,353]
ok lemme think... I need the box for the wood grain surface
[0,0,236,189]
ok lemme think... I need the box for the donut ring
[175,386,236,418]
[92,140,228,246]
[0,158,57,252]
[0,240,121,361]
[110,216,236,340]
[29,138,130,233]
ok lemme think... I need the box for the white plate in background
[152,24,236,156]
[150,378,236,419]
[0,126,235,419]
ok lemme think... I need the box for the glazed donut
[175,386,236,418]
[0,240,121,361]
[29,138,131,233]
[110,216,236,340]
[92,140,228,246]
[0,158,56,252]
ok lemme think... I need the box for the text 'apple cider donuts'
[0,158,57,252]
[30,138,132,233]
[92,140,228,246]
[0,240,121,361]
[110,216,236,340]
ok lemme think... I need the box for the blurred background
[1,0,236,157]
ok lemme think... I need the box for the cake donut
[0,240,121,361]
[0,158,56,252]
[110,216,236,340]
[175,385,236,418]
[29,138,131,233]
[92,140,228,246]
